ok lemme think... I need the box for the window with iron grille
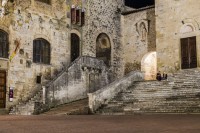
[33,38,50,64]
[35,0,51,4]
[0,30,8,58]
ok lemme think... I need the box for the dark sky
[125,0,155,9]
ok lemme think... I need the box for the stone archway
[96,33,111,66]
[141,52,157,80]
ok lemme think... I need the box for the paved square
[0,115,200,133]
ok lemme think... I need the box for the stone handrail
[44,56,108,107]
[88,71,144,113]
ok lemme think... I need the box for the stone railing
[10,56,109,115]
[45,56,109,108]
[88,71,144,113]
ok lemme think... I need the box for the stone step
[41,98,89,115]
[98,69,200,114]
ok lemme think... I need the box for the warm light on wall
[141,52,157,80]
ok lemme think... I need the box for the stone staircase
[9,56,108,115]
[41,99,89,115]
[9,89,48,115]
[97,69,200,114]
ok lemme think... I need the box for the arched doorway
[71,33,80,62]
[141,52,157,80]
[96,33,111,66]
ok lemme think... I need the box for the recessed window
[71,6,85,26]
[33,38,50,64]
[35,0,51,4]
[0,30,8,58]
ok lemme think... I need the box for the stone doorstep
[0,109,9,115]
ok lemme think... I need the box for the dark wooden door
[0,71,6,108]
[71,33,80,62]
[181,37,197,69]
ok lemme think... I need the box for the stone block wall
[122,7,156,74]
[0,0,70,109]
[82,0,125,80]
[67,0,125,80]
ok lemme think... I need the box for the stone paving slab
[0,115,200,133]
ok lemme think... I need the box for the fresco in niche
[96,33,111,66]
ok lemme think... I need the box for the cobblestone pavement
[0,115,200,133]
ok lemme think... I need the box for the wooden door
[181,36,197,69]
[0,71,6,108]
[71,33,80,62]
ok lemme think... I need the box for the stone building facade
[156,0,200,73]
[0,0,157,112]
[122,7,156,79]
[0,0,70,109]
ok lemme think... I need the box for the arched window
[96,33,111,66]
[33,38,50,64]
[0,30,8,58]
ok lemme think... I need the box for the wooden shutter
[76,9,80,24]
[33,40,36,62]
[0,71,6,108]
[181,36,197,69]
[81,11,85,26]
[189,37,197,68]
[71,8,76,24]
[181,38,189,69]
[42,42,50,64]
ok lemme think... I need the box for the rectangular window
[81,11,85,26]
[71,7,76,24]
[33,39,50,64]
[0,31,8,58]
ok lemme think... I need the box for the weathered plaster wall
[122,7,156,74]
[0,0,70,109]
[155,0,200,73]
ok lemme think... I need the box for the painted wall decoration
[9,39,21,62]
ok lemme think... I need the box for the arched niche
[141,52,157,80]
[180,24,195,34]
[96,33,111,66]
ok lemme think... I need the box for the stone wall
[155,0,200,73]
[88,71,144,113]
[67,0,125,80]
[0,0,70,109]
[45,56,108,108]
[122,7,156,74]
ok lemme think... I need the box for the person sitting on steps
[162,72,168,80]
[156,71,162,81]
